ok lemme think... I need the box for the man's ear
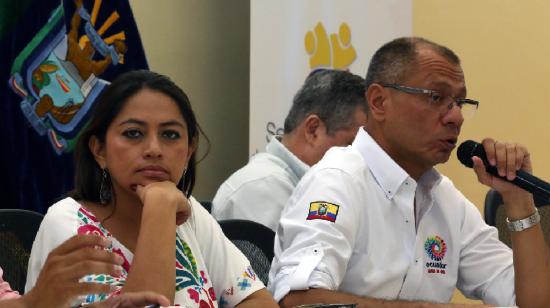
[302,114,323,145]
[365,84,388,121]
[89,136,106,169]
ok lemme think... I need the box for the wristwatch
[506,208,540,232]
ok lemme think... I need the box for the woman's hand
[124,181,185,301]
[22,235,124,308]
[136,181,191,225]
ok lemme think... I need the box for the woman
[26,70,277,307]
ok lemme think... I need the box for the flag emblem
[307,201,340,223]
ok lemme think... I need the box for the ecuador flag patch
[307,201,340,223]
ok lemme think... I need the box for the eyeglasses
[380,83,479,119]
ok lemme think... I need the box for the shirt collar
[352,128,442,199]
[418,168,442,190]
[415,167,443,223]
[266,135,309,179]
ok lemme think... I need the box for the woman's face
[90,88,194,197]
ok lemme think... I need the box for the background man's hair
[365,37,460,89]
[283,69,366,135]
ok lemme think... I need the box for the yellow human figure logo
[305,23,331,69]
[304,22,356,70]
[331,23,357,69]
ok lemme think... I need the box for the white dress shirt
[212,135,308,231]
[268,128,515,306]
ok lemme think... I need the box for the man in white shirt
[212,69,368,231]
[269,37,550,307]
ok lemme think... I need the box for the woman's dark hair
[70,70,206,202]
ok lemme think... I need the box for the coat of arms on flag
[1,0,147,212]
[8,0,133,154]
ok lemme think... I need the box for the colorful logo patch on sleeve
[307,201,340,222]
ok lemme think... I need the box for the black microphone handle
[482,163,550,203]
[457,140,550,203]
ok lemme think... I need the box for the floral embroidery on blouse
[176,234,216,307]
[74,205,219,307]
[77,208,129,271]
[76,207,126,303]
[220,265,258,307]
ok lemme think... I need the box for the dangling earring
[178,167,187,191]
[99,168,112,205]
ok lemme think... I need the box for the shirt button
[415,259,418,263]
[405,220,409,223]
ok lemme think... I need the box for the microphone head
[457,140,481,168]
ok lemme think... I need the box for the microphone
[457,140,550,202]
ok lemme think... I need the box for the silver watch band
[506,208,540,232]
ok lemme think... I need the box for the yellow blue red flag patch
[307,201,340,222]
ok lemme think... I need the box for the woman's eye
[122,129,142,139]
[163,130,181,140]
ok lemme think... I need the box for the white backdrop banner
[250,0,412,154]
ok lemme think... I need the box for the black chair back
[218,219,275,285]
[484,189,550,247]
[0,209,44,294]
[199,200,212,213]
